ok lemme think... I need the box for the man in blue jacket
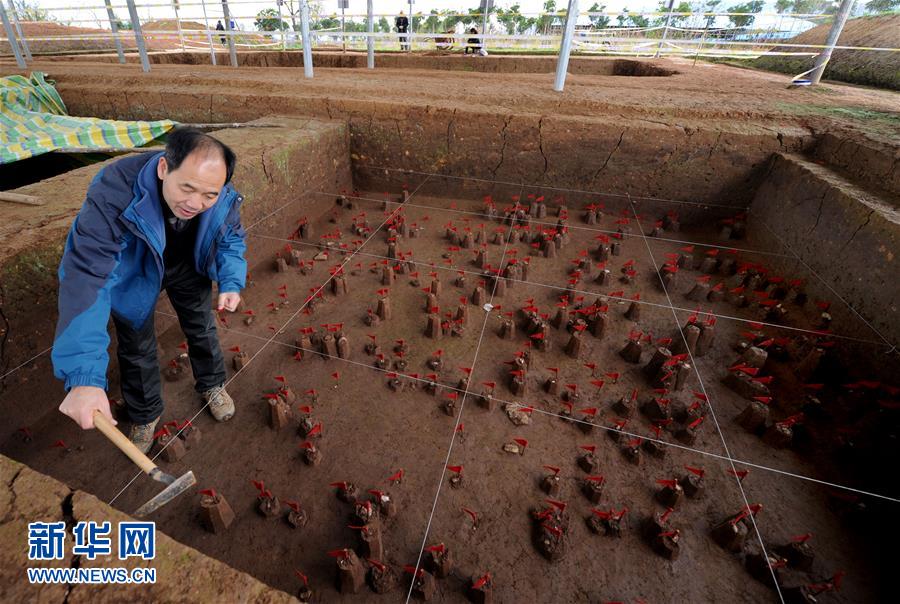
[52,127,247,453]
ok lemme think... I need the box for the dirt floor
[0,169,895,602]
[4,54,898,142]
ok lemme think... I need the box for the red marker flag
[473,573,492,590]
[545,498,568,512]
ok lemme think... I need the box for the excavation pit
[0,82,897,602]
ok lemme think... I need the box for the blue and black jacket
[51,151,247,392]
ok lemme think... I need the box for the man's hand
[59,386,116,430]
[217,292,241,312]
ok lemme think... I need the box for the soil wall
[748,152,899,350]
[812,132,900,199]
[43,50,679,76]
[0,454,297,602]
[59,84,812,212]
[346,110,808,214]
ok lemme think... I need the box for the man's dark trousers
[112,261,226,425]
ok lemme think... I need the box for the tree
[653,1,693,27]
[11,0,50,21]
[411,11,425,33]
[424,9,441,32]
[495,3,536,34]
[630,12,650,27]
[726,0,764,28]
[537,0,557,34]
[588,3,610,28]
[255,8,288,31]
[315,15,340,30]
[865,0,899,11]
[617,8,650,27]
[465,6,485,28]
[439,9,460,31]
[343,19,368,33]
[518,12,538,34]
[865,0,900,10]
[774,0,839,14]
[496,4,537,34]
[378,16,390,32]
[281,0,300,31]
[496,4,519,34]
[700,0,722,28]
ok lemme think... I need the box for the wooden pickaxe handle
[93,410,157,475]
[0,191,44,206]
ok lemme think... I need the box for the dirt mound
[0,22,127,54]
[143,19,208,32]
[751,14,900,90]
[0,21,185,54]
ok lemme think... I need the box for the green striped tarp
[1,71,176,164]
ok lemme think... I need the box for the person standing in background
[396,11,410,51]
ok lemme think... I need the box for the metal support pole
[6,1,31,61]
[655,0,675,58]
[0,2,25,68]
[341,6,345,53]
[480,0,491,53]
[300,0,313,78]
[366,0,374,68]
[277,0,286,51]
[172,1,186,52]
[199,0,216,65]
[125,0,151,72]
[407,0,413,53]
[553,0,578,92]
[104,0,126,64]
[221,0,238,67]
[693,16,711,67]
[808,0,855,85]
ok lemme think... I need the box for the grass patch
[775,103,900,125]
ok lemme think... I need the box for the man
[465,27,480,55]
[52,127,246,454]
[395,11,409,51]
[215,19,226,45]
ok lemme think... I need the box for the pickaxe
[93,411,196,517]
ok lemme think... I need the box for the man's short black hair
[164,127,237,185]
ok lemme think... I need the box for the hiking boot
[129,416,161,455]
[203,384,235,422]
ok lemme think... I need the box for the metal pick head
[133,471,196,518]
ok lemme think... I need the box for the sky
[27,0,823,31]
